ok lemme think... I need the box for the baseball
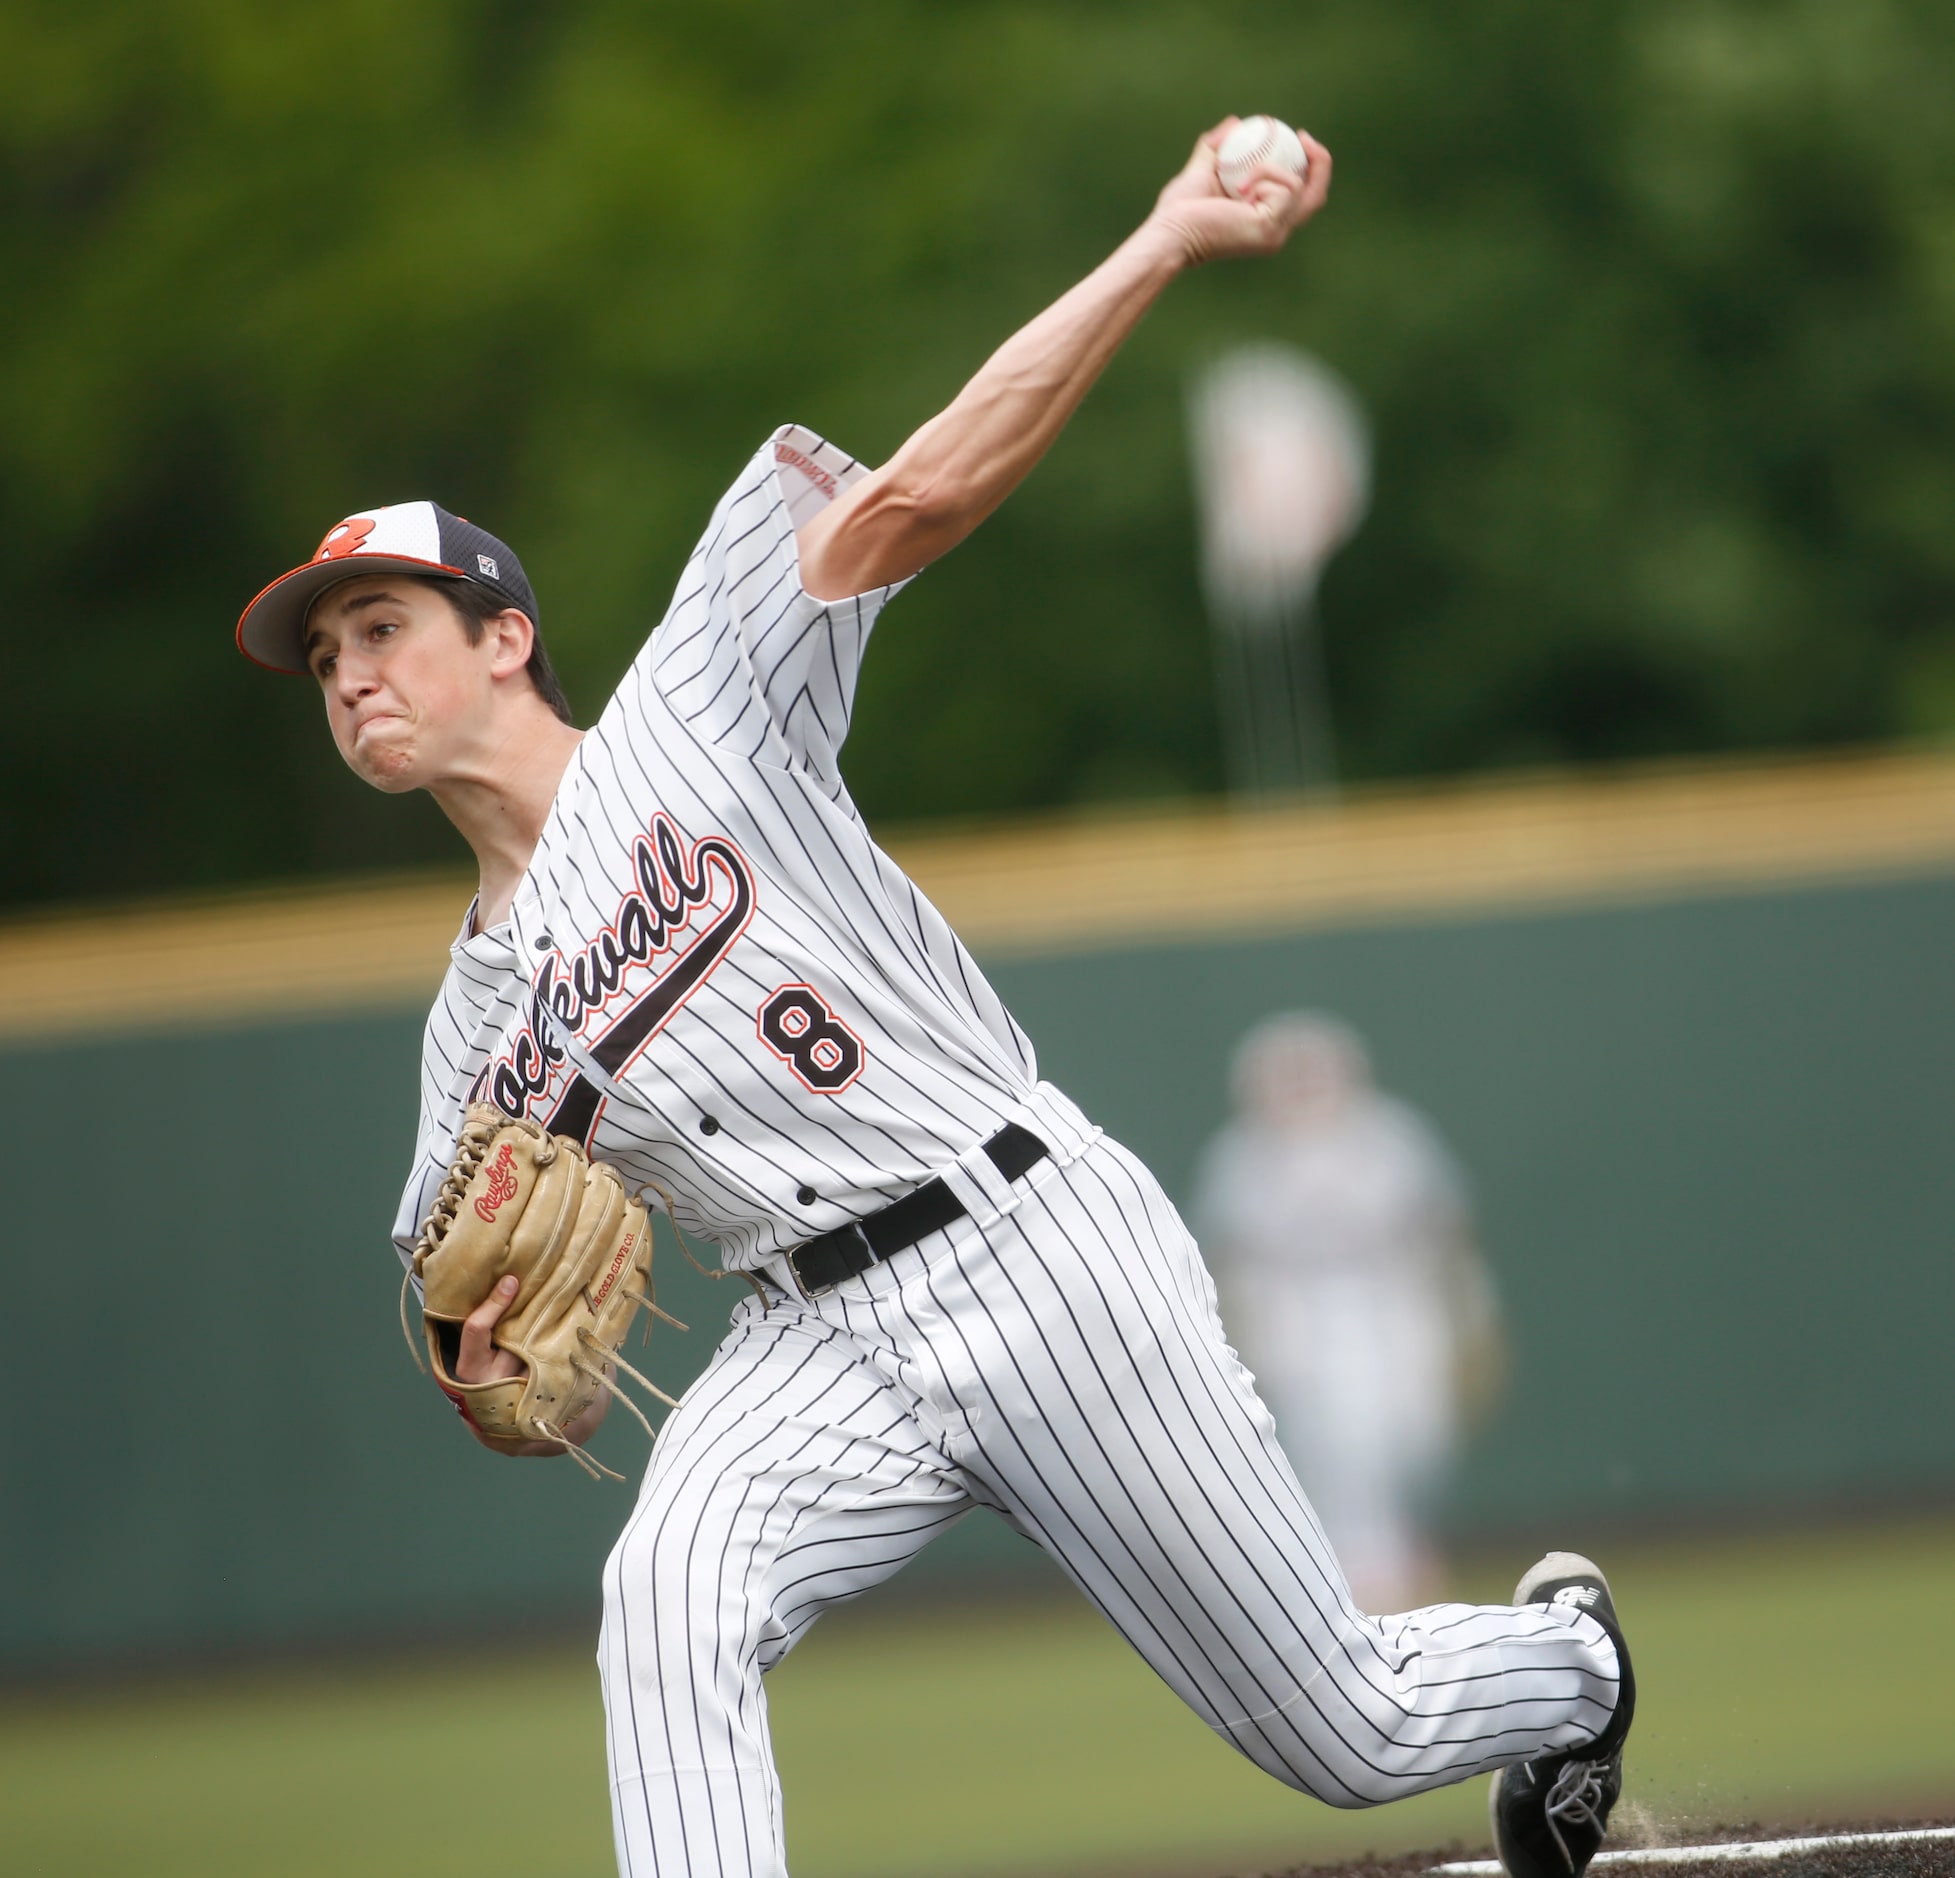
[1216,115,1309,200]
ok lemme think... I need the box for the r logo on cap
[314,517,377,561]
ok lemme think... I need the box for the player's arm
[795,118,1332,603]
[452,1274,613,1458]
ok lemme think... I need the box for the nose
[333,653,381,708]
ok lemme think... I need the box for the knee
[1253,1753,1381,1810]
[1221,1719,1404,1811]
[1307,1780,1390,1811]
[602,1492,708,1625]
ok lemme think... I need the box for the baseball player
[236,122,1633,1878]
[1193,1012,1505,1613]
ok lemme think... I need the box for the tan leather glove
[409,1103,679,1477]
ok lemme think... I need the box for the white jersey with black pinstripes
[389,425,1059,1274]
[384,423,1625,1878]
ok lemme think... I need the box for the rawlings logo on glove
[473,1141,520,1222]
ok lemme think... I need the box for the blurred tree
[5,0,1955,910]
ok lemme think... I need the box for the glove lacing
[401,1145,739,1477]
[531,1417,626,1482]
[638,1172,772,1304]
[570,1327,682,1442]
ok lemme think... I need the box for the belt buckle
[792,1219,876,1300]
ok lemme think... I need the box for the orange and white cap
[235,500,538,674]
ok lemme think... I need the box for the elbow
[804,476,970,599]
[869,468,969,541]
[889,471,991,571]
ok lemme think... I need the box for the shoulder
[638,425,855,676]
[1370,1096,1464,1186]
[688,425,872,559]
[1371,1092,1433,1144]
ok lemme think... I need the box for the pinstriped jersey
[391,426,1052,1271]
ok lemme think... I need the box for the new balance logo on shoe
[1552,1584,1600,1610]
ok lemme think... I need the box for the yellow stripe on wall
[915,746,1955,955]
[0,875,474,1045]
[4,747,1953,1044]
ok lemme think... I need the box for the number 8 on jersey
[758,984,865,1093]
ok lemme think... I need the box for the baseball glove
[405,1103,682,1479]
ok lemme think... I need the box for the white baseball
[1216,115,1309,201]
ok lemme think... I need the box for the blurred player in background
[1194,1012,1504,1610]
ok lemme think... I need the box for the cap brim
[235,553,467,674]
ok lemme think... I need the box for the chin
[349,737,422,792]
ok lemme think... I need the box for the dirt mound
[1252,1819,1955,1878]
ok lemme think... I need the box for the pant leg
[600,1291,971,1878]
[885,1137,1621,1809]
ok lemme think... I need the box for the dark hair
[440,578,574,725]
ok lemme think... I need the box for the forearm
[800,223,1186,599]
[796,120,1328,602]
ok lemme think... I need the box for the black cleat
[1489,1552,1635,1878]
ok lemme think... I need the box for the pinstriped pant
[598,1132,1620,1877]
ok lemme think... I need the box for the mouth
[345,713,417,786]
[345,712,414,778]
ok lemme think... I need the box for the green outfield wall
[4,868,1952,1672]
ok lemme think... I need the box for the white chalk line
[1427,1824,1955,1872]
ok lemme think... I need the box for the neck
[429,712,585,932]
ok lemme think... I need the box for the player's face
[1248,1038,1359,1126]
[305,575,494,791]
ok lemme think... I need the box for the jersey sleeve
[390,1038,451,1280]
[389,959,483,1278]
[637,425,912,781]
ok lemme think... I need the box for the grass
[3,1517,1951,1878]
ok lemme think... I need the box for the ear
[486,609,536,681]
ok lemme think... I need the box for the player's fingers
[1293,132,1333,216]
[1242,152,1329,241]
[1235,170,1307,243]
[457,1273,519,1381]
[1239,166,1305,211]
[1179,125,1230,189]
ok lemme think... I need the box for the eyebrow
[303,590,408,655]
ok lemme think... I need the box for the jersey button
[797,1185,817,1207]
[699,1115,720,1135]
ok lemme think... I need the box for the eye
[313,653,337,681]
[368,619,399,643]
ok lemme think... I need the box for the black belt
[788,1122,1049,1295]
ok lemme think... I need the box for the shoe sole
[1514,1550,1612,1607]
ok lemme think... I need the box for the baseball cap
[236,501,539,674]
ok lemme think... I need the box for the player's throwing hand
[455,1273,613,1455]
[1148,116,1332,265]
